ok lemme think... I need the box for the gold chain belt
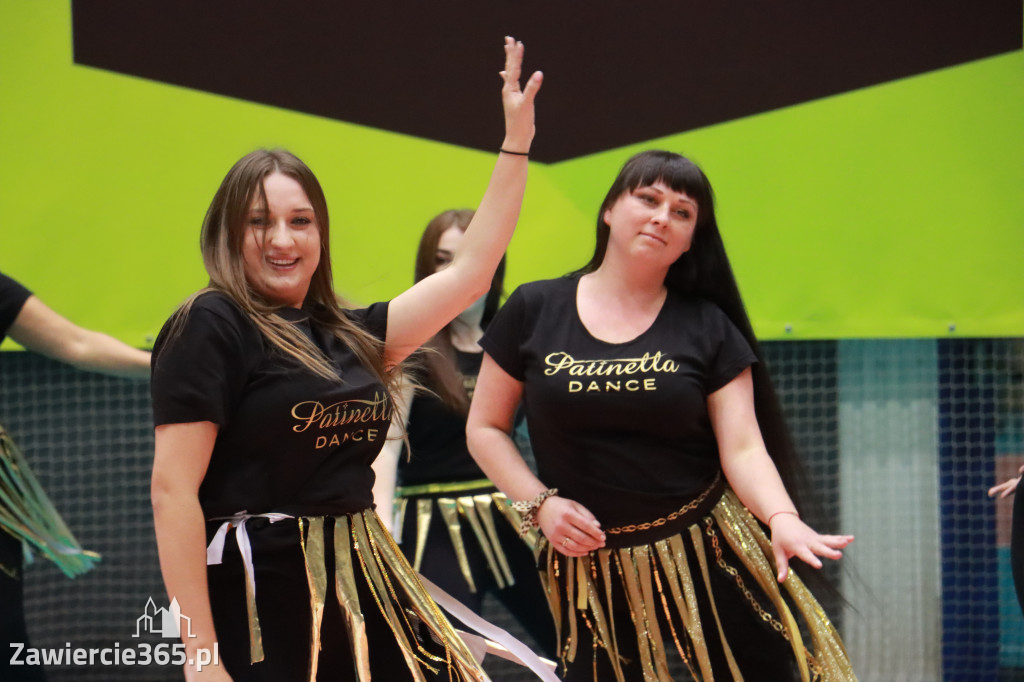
[604,472,722,535]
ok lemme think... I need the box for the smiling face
[241,172,321,308]
[602,181,699,268]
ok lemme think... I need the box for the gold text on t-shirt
[289,392,391,433]
[543,351,680,377]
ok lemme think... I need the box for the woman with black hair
[372,208,556,657]
[467,151,856,681]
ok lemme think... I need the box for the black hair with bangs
[575,150,737,317]
[571,151,832,594]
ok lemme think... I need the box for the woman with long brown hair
[150,38,541,681]
[372,208,556,659]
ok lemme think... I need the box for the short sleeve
[344,301,389,342]
[0,272,32,342]
[479,285,529,381]
[151,294,256,427]
[705,305,758,394]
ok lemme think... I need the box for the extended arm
[466,354,603,557]
[383,38,542,366]
[709,367,853,582]
[151,421,232,681]
[9,295,150,378]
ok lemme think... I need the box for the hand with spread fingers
[499,36,543,155]
[537,495,606,558]
[989,464,1024,499]
[768,513,854,583]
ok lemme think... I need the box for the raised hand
[500,36,543,154]
[769,513,854,583]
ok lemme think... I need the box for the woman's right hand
[537,496,605,557]
[499,36,543,154]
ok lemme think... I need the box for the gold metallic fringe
[413,498,432,572]
[333,515,370,681]
[393,497,409,540]
[293,510,489,681]
[404,490,526,594]
[714,490,854,681]
[298,517,327,677]
[438,497,477,592]
[539,488,857,682]
[396,477,493,497]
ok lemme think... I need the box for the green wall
[2,2,1021,347]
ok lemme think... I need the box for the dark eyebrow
[247,207,314,214]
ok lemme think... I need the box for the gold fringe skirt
[219,508,490,682]
[537,487,856,682]
[393,478,537,595]
[0,424,99,578]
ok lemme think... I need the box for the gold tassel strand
[457,495,507,588]
[472,494,516,586]
[332,515,371,681]
[437,498,478,593]
[691,524,744,680]
[363,511,491,681]
[298,517,328,681]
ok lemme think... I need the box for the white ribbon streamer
[205,511,294,602]
[418,573,559,682]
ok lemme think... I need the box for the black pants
[398,496,558,658]
[209,516,457,682]
[0,530,47,682]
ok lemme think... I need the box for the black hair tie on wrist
[499,148,530,156]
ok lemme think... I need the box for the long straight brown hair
[414,209,505,414]
[169,149,397,399]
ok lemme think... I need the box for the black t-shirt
[0,272,32,343]
[480,276,756,527]
[398,349,487,486]
[151,291,392,518]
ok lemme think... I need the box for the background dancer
[0,271,150,682]
[373,208,557,661]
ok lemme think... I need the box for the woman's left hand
[769,513,854,583]
[500,36,543,153]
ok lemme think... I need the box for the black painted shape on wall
[71,1,1022,163]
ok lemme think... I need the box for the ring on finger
[561,536,570,547]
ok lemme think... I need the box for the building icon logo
[133,597,195,639]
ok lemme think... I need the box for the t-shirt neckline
[571,276,669,347]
